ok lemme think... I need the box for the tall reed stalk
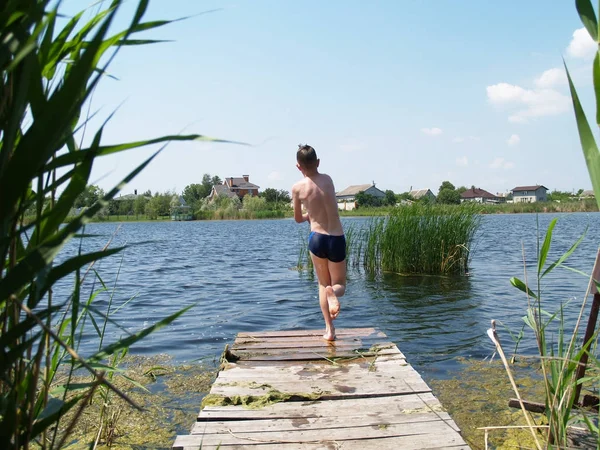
[0,2,239,448]
[486,1,600,447]
[359,204,480,275]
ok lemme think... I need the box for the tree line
[68,173,292,219]
[67,176,592,219]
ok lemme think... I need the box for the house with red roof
[460,187,500,204]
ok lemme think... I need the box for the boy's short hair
[296,144,318,169]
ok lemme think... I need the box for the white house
[336,183,385,210]
[511,185,548,203]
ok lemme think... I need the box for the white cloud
[453,136,479,144]
[490,157,515,169]
[267,171,283,181]
[456,156,468,166]
[486,82,570,123]
[567,27,596,59]
[507,134,520,146]
[421,127,443,136]
[534,68,566,89]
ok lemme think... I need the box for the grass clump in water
[359,204,480,275]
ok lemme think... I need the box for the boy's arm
[292,185,309,223]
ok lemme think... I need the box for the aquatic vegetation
[0,1,237,448]
[431,358,547,450]
[354,204,480,275]
[482,1,600,447]
[56,356,215,449]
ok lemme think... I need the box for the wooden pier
[173,328,470,449]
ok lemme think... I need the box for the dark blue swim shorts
[308,231,346,263]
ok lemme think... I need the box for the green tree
[438,181,455,194]
[145,199,158,220]
[547,190,572,202]
[355,191,383,207]
[182,183,205,209]
[201,174,214,198]
[134,195,148,218]
[74,185,104,208]
[261,188,279,203]
[457,186,467,195]
[437,181,459,205]
[118,199,134,216]
[384,190,397,206]
[437,189,461,204]
[278,189,291,204]
[243,194,267,211]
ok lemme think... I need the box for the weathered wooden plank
[192,411,455,434]
[236,328,380,338]
[175,329,467,450]
[175,420,467,447]
[215,363,420,388]
[218,355,410,378]
[232,338,395,351]
[223,352,407,370]
[209,374,430,399]
[199,392,445,420]
[174,435,471,450]
[232,347,400,362]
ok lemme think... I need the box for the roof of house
[512,185,548,192]
[461,188,497,199]
[114,193,140,201]
[212,185,238,198]
[336,184,376,196]
[582,190,595,197]
[177,195,189,207]
[409,189,434,199]
[225,177,260,189]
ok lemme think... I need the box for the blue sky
[77,0,597,196]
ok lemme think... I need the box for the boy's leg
[310,252,335,340]
[325,259,346,319]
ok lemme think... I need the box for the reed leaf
[538,217,557,276]
[1,1,242,447]
[510,277,538,300]
[85,304,195,365]
[576,0,598,41]
[565,61,600,209]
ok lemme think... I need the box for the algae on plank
[201,389,326,410]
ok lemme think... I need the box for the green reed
[358,204,480,275]
[0,2,239,448]
[487,1,600,446]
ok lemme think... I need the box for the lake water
[56,212,600,382]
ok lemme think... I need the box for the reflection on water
[52,213,600,383]
[359,273,484,374]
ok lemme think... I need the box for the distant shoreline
[49,200,598,224]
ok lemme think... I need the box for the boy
[292,144,346,341]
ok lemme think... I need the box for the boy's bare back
[292,173,343,236]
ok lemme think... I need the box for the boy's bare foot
[325,286,340,319]
[323,330,336,341]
